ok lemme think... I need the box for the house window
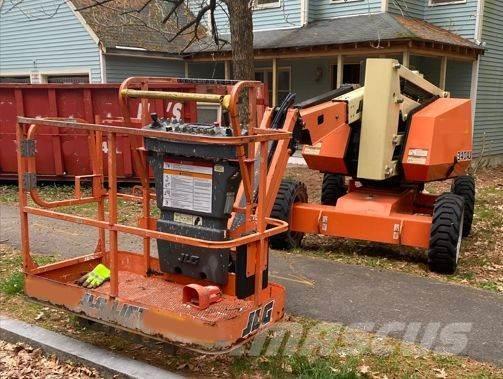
[255,67,291,105]
[0,76,30,83]
[429,0,466,5]
[331,64,361,89]
[45,74,90,84]
[254,0,280,9]
[331,0,362,3]
[197,103,222,124]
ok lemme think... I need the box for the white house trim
[428,0,467,7]
[104,52,185,61]
[253,0,282,10]
[115,46,147,51]
[470,0,485,118]
[7,68,94,83]
[0,70,32,77]
[253,25,301,32]
[99,47,107,83]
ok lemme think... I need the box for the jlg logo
[241,301,274,338]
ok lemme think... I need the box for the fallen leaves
[0,340,102,378]
[358,364,370,374]
[434,367,448,378]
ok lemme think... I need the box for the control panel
[147,113,233,137]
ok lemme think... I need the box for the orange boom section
[300,101,350,174]
[402,98,472,182]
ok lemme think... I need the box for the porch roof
[188,13,483,60]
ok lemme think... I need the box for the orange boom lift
[269,59,475,275]
[16,58,474,351]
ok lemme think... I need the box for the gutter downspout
[381,0,389,13]
[301,0,309,26]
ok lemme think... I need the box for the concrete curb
[0,315,182,379]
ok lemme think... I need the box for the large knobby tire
[428,193,465,275]
[321,173,347,205]
[269,179,308,250]
[451,175,475,238]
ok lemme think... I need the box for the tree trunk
[225,0,254,80]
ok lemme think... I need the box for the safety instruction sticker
[163,160,213,213]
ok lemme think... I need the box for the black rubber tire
[269,179,308,250]
[428,193,465,275]
[321,173,347,205]
[451,175,475,238]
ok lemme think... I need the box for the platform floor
[93,271,254,323]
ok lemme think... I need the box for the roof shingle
[188,13,482,54]
[71,0,198,55]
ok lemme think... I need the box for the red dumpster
[0,83,198,181]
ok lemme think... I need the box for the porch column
[336,55,344,88]
[272,58,278,107]
[184,62,189,78]
[439,56,448,90]
[402,50,410,68]
[224,60,231,80]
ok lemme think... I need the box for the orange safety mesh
[93,271,254,322]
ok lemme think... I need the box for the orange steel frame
[290,184,436,249]
[16,78,297,351]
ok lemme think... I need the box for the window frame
[428,0,467,7]
[40,69,92,84]
[254,66,292,104]
[330,63,362,89]
[0,75,31,84]
[330,0,363,4]
[253,0,282,10]
[0,70,32,83]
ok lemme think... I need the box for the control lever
[150,113,162,128]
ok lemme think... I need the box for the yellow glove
[76,264,110,288]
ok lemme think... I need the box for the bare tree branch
[75,0,115,12]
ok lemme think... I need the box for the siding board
[388,0,425,19]
[310,0,382,20]
[188,62,225,78]
[105,56,185,83]
[474,0,503,156]
[0,0,101,82]
[424,0,478,40]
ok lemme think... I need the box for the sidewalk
[1,203,502,365]
[0,316,181,378]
